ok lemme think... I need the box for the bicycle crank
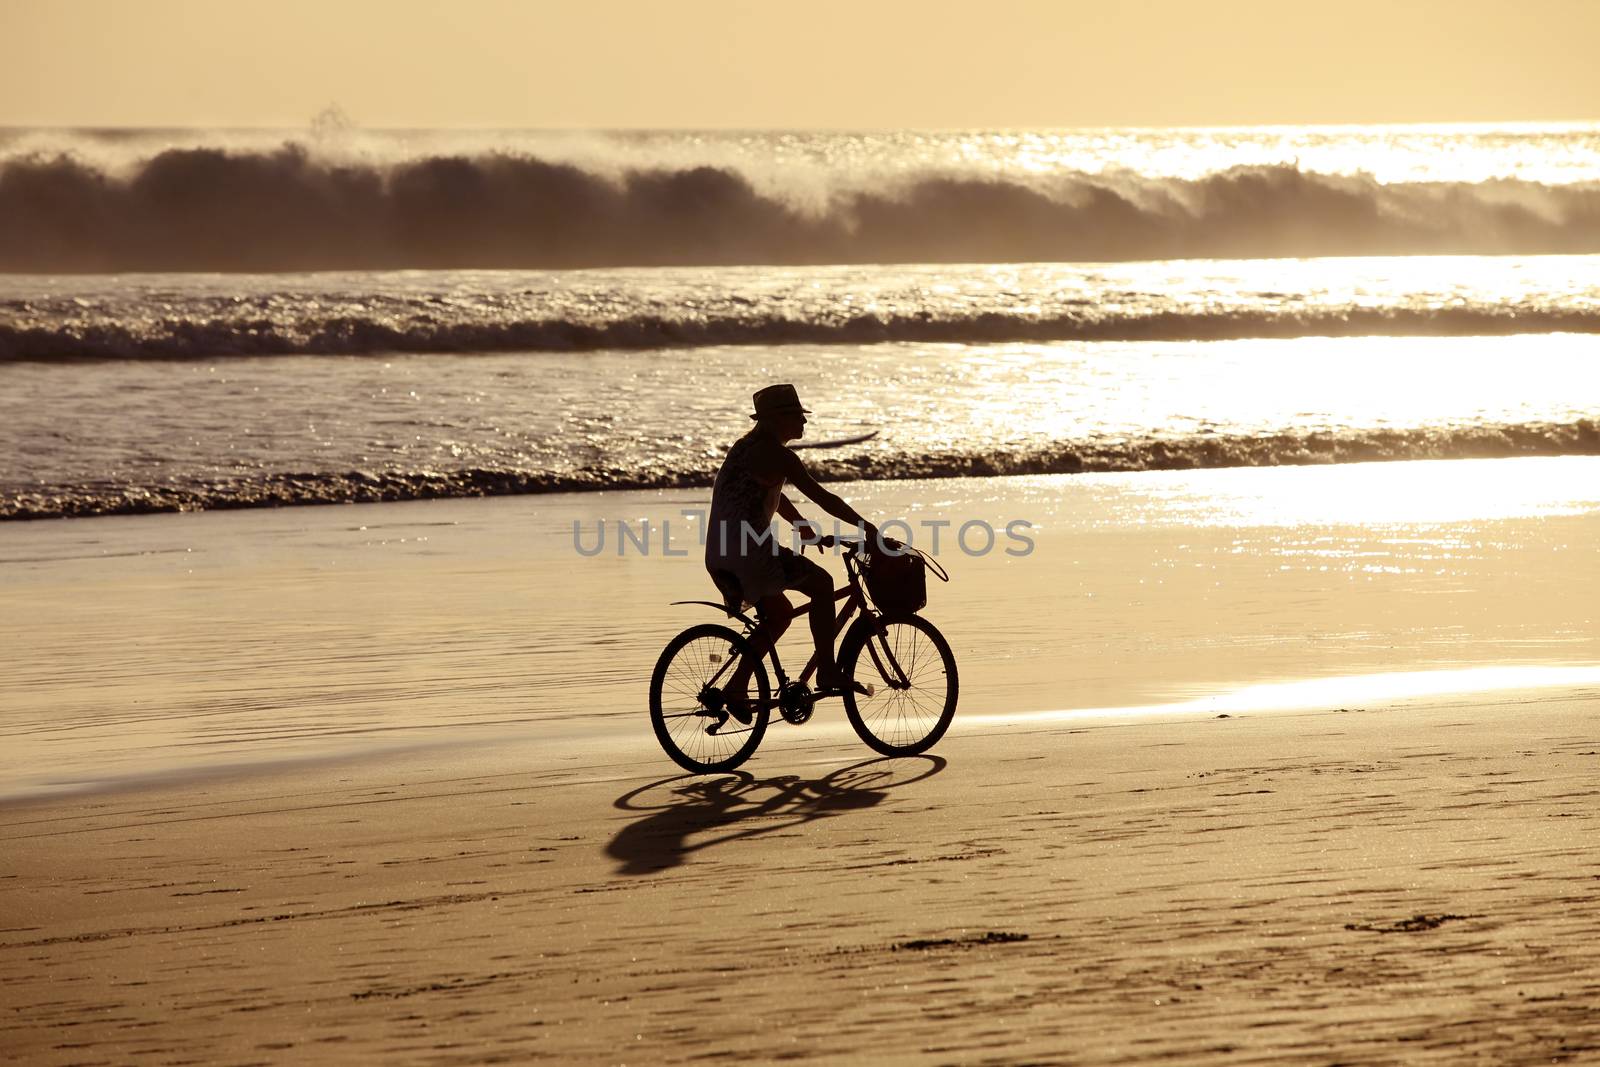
[778,681,816,725]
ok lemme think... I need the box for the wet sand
[3,458,1600,1062]
[3,691,1600,1064]
[4,457,1598,800]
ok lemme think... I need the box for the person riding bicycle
[705,384,878,723]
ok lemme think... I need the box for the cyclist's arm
[779,450,876,538]
[776,494,806,524]
[777,493,826,546]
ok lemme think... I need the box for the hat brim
[751,406,811,419]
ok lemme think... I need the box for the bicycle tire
[649,623,770,773]
[838,614,958,757]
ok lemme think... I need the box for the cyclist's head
[750,383,809,441]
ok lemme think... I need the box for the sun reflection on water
[969,665,1600,727]
[1132,455,1600,528]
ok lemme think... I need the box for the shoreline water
[7,320,1600,522]
[4,457,1596,803]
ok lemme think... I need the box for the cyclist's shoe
[816,671,871,698]
[723,691,754,726]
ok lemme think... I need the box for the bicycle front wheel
[839,615,958,756]
[649,623,770,773]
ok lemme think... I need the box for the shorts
[707,545,828,611]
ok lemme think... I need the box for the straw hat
[750,383,812,420]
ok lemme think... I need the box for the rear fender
[670,600,758,628]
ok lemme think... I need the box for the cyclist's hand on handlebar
[811,530,876,552]
[795,520,824,551]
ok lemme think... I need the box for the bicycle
[648,536,958,773]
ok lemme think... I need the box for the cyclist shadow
[606,755,947,876]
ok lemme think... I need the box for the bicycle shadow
[606,755,947,875]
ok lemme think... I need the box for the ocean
[3,123,1599,520]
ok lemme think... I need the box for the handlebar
[816,533,858,551]
[806,531,949,583]
[812,533,899,555]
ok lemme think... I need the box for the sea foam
[5,136,1600,272]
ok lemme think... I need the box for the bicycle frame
[765,578,864,690]
[747,548,912,699]
[670,545,913,709]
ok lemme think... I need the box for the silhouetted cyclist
[705,384,878,722]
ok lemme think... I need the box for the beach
[4,686,1598,1063]
[4,460,1599,1062]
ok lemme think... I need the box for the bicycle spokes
[650,625,771,773]
[841,616,958,757]
[865,627,911,689]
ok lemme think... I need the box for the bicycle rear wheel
[839,615,958,756]
[649,623,770,773]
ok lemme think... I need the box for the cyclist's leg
[777,550,840,690]
[724,594,792,715]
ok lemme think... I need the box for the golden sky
[3,0,1597,128]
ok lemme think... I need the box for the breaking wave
[6,420,1596,521]
[5,306,1599,362]
[5,143,1600,272]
